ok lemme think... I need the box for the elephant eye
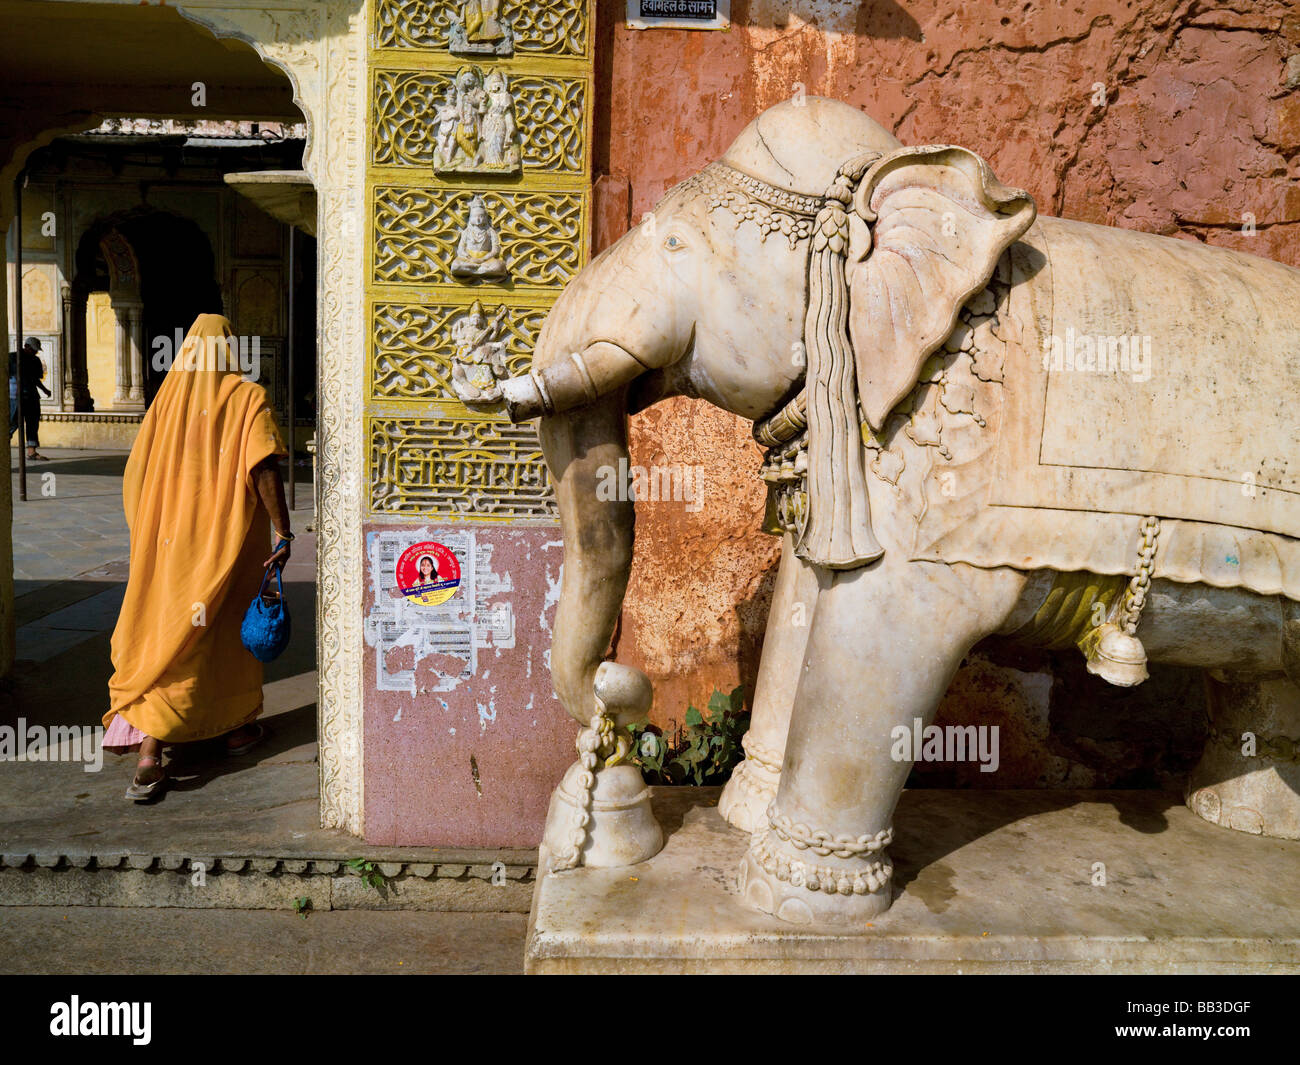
[664,234,685,250]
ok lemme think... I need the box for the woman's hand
[264,533,292,569]
[252,455,293,570]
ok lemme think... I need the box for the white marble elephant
[462,98,1300,925]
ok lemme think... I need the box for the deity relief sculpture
[450,195,508,279]
[448,300,509,403]
[431,67,521,175]
[449,0,514,56]
[479,72,521,170]
[462,97,1300,925]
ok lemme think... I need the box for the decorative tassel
[795,155,884,570]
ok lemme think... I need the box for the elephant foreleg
[739,558,1024,924]
[719,532,819,832]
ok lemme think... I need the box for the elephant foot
[539,761,663,873]
[737,815,895,926]
[1186,672,1300,840]
[717,737,782,833]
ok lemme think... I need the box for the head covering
[24,337,41,351]
[108,314,286,734]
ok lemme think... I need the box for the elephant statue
[459,97,1300,925]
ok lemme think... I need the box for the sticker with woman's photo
[394,541,461,607]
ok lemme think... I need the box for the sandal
[225,722,268,757]
[125,754,167,801]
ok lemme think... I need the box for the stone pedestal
[525,787,1300,974]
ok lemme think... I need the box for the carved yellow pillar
[364,0,594,844]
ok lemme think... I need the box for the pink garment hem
[103,713,149,752]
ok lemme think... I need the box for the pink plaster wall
[362,525,574,846]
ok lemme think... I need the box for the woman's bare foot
[224,722,266,755]
[126,736,167,800]
[134,736,164,784]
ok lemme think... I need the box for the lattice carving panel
[373,186,583,288]
[369,415,556,519]
[374,0,589,57]
[372,299,546,401]
[373,68,587,174]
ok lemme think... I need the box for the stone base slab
[526,787,1300,974]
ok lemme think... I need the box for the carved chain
[740,732,784,774]
[768,805,894,859]
[751,829,892,897]
[550,709,619,872]
[1121,516,1161,637]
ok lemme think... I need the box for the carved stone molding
[373,67,587,174]
[374,185,584,289]
[369,414,555,520]
[373,0,590,58]
[372,298,547,402]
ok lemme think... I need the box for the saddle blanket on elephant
[908,216,1300,602]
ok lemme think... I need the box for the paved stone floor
[0,907,527,974]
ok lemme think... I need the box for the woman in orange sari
[104,314,294,800]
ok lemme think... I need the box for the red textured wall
[591,0,1300,784]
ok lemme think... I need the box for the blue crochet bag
[241,565,291,663]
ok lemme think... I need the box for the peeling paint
[364,528,519,695]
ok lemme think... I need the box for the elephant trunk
[539,389,636,726]
[499,233,680,423]
[503,340,647,422]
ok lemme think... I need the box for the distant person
[8,337,51,460]
[104,314,294,801]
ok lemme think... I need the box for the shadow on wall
[737,0,922,40]
[912,638,1210,791]
[733,552,780,713]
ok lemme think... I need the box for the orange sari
[105,314,287,742]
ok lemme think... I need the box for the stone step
[0,738,537,913]
[0,848,537,912]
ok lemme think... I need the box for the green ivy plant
[293,896,312,919]
[628,685,748,786]
[346,858,387,892]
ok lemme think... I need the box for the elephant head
[471,99,1034,726]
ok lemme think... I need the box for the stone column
[127,305,145,405]
[60,285,75,410]
[177,0,369,835]
[69,289,92,411]
[112,300,145,411]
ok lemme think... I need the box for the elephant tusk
[500,371,552,421]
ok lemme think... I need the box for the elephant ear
[848,145,1035,431]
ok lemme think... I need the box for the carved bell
[1086,623,1149,687]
